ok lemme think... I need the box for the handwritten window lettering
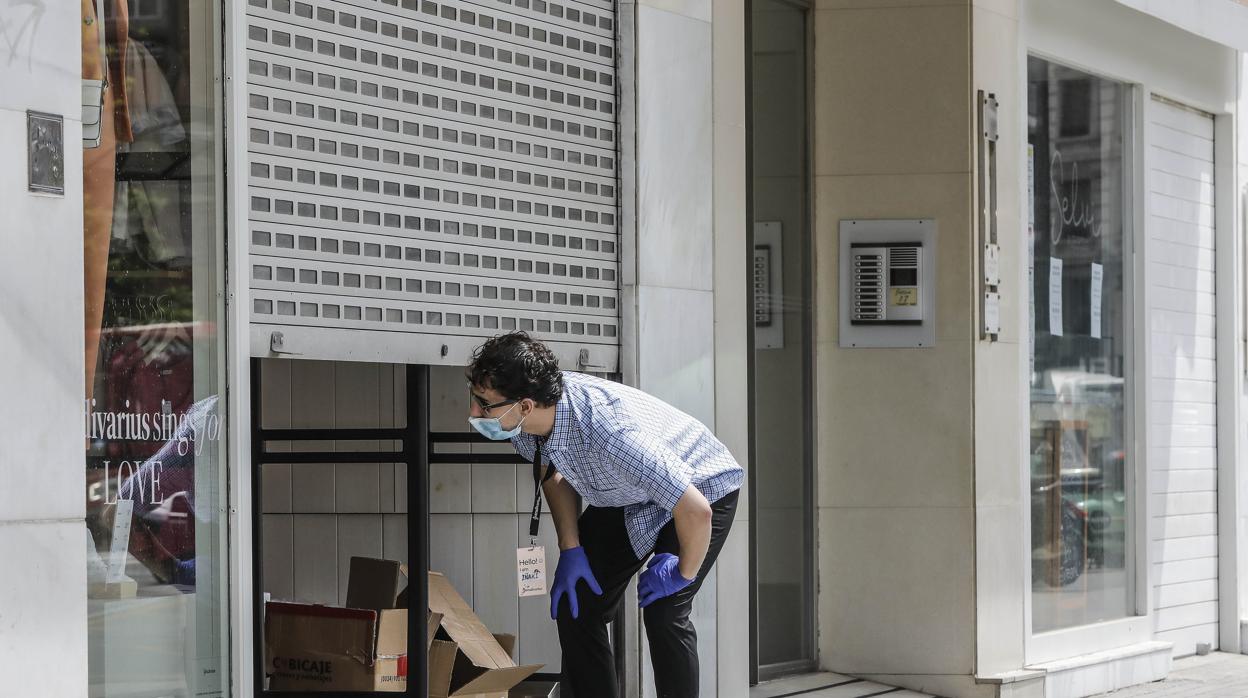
[1049,150,1104,244]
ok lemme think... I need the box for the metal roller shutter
[1146,95,1219,656]
[245,0,620,369]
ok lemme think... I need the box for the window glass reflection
[84,1,227,695]
[1028,56,1133,633]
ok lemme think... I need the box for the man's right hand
[550,546,602,620]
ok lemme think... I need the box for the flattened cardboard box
[428,571,543,698]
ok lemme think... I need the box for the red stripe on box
[397,654,408,678]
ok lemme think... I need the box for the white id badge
[517,546,547,597]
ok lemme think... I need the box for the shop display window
[83,1,229,694]
[1028,56,1134,633]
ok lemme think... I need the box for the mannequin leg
[83,96,117,401]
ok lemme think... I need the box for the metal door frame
[249,361,568,695]
[746,0,818,683]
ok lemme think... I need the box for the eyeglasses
[468,385,519,411]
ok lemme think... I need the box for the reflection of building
[7,1,1248,697]
[1031,61,1128,372]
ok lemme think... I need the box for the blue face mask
[469,402,527,441]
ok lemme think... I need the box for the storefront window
[1028,56,1133,633]
[83,1,228,694]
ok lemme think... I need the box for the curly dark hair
[466,332,564,406]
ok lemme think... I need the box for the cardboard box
[264,560,542,696]
[265,557,412,692]
[347,556,407,610]
[265,602,409,692]
[428,571,543,698]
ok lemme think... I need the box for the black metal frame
[250,360,561,695]
[250,360,430,697]
[746,0,819,684]
[744,0,757,682]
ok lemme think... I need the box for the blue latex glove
[550,546,602,620]
[173,558,196,586]
[637,553,694,608]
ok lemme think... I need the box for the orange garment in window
[82,0,133,400]
[81,0,133,141]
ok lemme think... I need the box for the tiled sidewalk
[750,673,935,698]
[750,654,1248,698]
[1095,652,1248,697]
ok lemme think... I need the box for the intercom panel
[850,243,924,325]
[840,219,936,348]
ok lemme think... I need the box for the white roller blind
[1147,95,1219,656]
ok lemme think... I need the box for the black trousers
[556,489,739,698]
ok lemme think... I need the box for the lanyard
[529,437,553,544]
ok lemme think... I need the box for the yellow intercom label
[891,288,919,306]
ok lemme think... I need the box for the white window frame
[225,0,257,693]
[1023,74,1243,668]
[1021,0,1247,669]
[1021,55,1152,666]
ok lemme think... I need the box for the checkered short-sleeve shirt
[512,372,744,558]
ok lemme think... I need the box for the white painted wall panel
[292,462,337,512]
[1148,332,1218,359]
[1151,124,1215,161]
[1154,557,1218,586]
[1147,240,1217,273]
[382,514,408,564]
[1151,403,1217,426]
[1155,623,1220,656]
[1151,492,1218,517]
[1151,385,1218,410]
[292,514,339,604]
[1153,535,1219,563]
[337,515,385,605]
[471,462,519,513]
[1155,600,1220,632]
[430,513,475,604]
[473,514,521,637]
[430,462,473,513]
[1154,579,1218,609]
[262,464,295,513]
[1151,447,1217,471]
[395,461,410,513]
[337,464,383,512]
[262,514,296,600]
[1152,468,1218,493]
[1154,513,1219,540]
[1149,218,1217,250]
[1148,97,1219,656]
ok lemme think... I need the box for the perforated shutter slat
[247,0,620,365]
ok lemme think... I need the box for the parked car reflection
[1030,369,1126,588]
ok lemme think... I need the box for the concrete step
[751,672,937,698]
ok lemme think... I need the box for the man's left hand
[637,553,693,607]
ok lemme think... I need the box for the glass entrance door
[748,0,815,680]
